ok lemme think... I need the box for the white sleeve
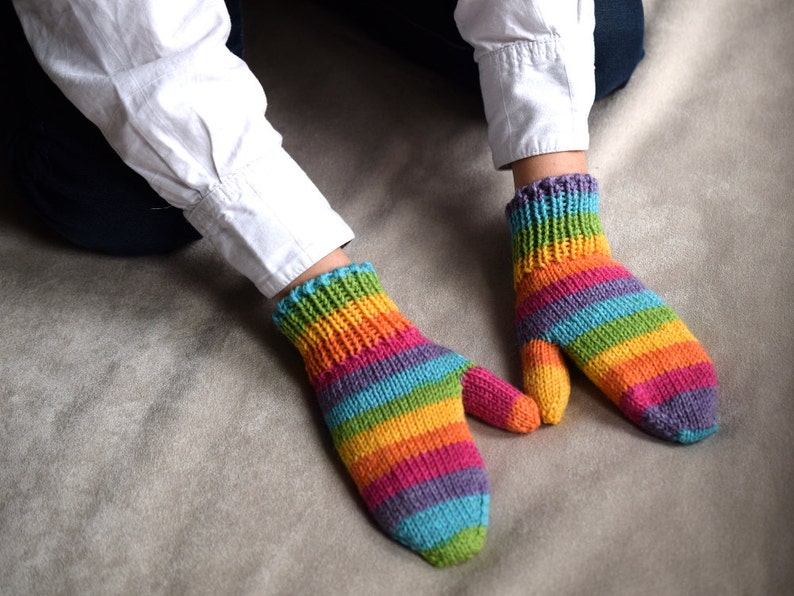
[454,0,596,169]
[11,0,354,298]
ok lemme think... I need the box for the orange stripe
[513,234,611,284]
[294,292,399,350]
[520,339,567,367]
[596,341,711,404]
[346,421,473,491]
[515,250,614,296]
[582,319,696,382]
[336,398,463,470]
[301,309,413,379]
[504,397,541,433]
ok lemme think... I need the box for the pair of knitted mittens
[273,173,717,566]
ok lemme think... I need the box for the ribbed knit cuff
[507,174,610,276]
[273,263,412,377]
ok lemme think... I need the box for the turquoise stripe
[392,494,489,551]
[324,352,469,431]
[676,424,719,444]
[542,289,665,345]
[297,262,376,298]
[508,191,599,236]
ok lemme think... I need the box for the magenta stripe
[461,366,523,428]
[619,362,719,424]
[359,441,483,511]
[311,326,430,394]
[516,264,632,322]
[517,276,649,341]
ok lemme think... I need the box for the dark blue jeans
[316,0,645,101]
[1,0,242,256]
[594,0,645,100]
[2,0,643,257]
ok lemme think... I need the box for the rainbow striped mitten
[507,174,718,443]
[273,263,539,566]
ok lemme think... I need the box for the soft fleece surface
[2,1,793,593]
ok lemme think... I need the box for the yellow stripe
[516,252,613,297]
[514,234,610,278]
[582,318,696,383]
[513,234,610,279]
[293,292,400,354]
[523,363,569,388]
[337,397,463,468]
[522,364,570,424]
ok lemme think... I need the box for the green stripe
[511,212,603,259]
[330,367,466,447]
[512,231,603,265]
[565,305,679,365]
[420,525,487,567]
[278,269,385,336]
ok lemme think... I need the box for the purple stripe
[506,174,599,216]
[312,326,427,392]
[517,276,647,340]
[372,467,489,534]
[316,341,452,415]
[516,264,632,321]
[620,362,718,424]
[640,386,719,441]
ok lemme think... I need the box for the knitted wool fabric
[507,174,718,443]
[273,263,539,567]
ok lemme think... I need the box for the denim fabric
[594,0,645,99]
[2,0,243,256]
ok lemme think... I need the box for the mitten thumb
[461,365,540,433]
[521,339,570,424]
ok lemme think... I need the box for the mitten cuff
[507,174,610,277]
[273,263,412,377]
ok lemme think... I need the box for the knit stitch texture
[507,174,718,443]
[273,263,539,566]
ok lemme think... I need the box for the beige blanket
[2,0,792,593]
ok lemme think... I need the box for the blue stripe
[392,494,489,551]
[324,352,469,431]
[541,289,665,345]
[517,276,647,340]
[317,342,451,414]
[374,467,488,533]
[675,425,718,444]
[507,191,599,236]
